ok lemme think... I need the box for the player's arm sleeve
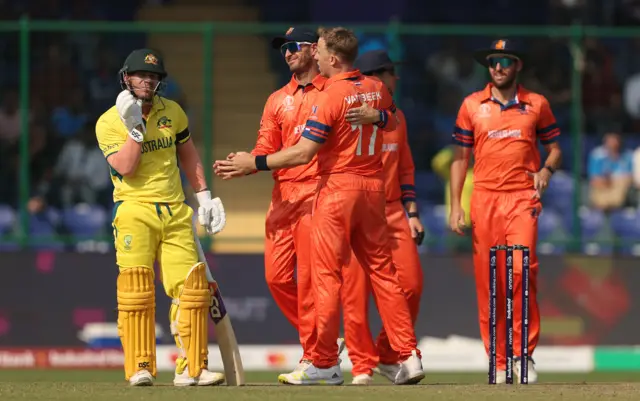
[536,97,561,145]
[175,105,191,145]
[452,100,474,148]
[251,95,283,155]
[398,119,417,204]
[301,92,335,144]
[375,84,397,131]
[96,117,126,160]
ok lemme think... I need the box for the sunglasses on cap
[487,56,517,68]
[280,41,312,56]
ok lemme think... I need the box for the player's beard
[289,52,312,74]
[126,80,159,102]
[491,72,517,90]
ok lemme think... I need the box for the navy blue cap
[271,27,319,49]
[354,50,401,75]
[473,39,527,67]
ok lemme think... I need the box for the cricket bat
[193,228,246,386]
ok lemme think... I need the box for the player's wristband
[375,109,388,128]
[543,165,556,175]
[407,212,420,219]
[255,155,270,171]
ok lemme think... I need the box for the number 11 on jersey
[352,124,378,156]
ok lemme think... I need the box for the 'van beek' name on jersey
[345,91,382,105]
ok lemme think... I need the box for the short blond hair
[317,26,359,64]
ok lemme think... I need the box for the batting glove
[116,90,145,143]
[196,190,226,235]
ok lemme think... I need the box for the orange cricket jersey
[452,84,560,192]
[381,108,416,203]
[251,74,327,182]
[301,70,397,185]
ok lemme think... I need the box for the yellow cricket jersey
[95,96,191,203]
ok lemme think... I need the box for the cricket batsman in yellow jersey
[96,49,226,387]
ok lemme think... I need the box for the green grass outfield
[1,370,640,401]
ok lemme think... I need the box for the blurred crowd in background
[1,0,640,252]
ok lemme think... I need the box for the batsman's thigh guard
[117,267,156,380]
[157,202,200,299]
[174,262,210,378]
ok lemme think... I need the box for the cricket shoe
[394,350,425,385]
[278,363,344,385]
[173,357,225,386]
[351,373,373,385]
[277,338,347,382]
[129,369,154,386]
[373,363,400,383]
[513,357,538,384]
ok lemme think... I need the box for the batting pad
[177,262,210,378]
[116,267,156,380]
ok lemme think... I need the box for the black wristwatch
[543,165,556,175]
[407,212,420,219]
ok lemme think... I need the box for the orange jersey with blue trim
[301,70,396,182]
[252,74,326,182]
[381,108,416,203]
[452,84,560,192]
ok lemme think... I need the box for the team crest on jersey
[283,95,295,112]
[519,103,530,114]
[157,116,172,129]
[144,54,158,65]
[477,103,492,118]
[123,234,133,250]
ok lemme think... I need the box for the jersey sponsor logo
[101,143,119,154]
[141,136,174,154]
[382,143,399,152]
[345,91,382,105]
[293,124,306,136]
[157,116,172,129]
[283,95,295,112]
[487,129,521,139]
